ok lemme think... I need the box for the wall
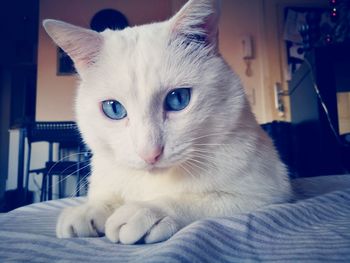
[338,92,350,134]
[219,0,266,122]
[36,0,277,123]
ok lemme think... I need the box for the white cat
[44,0,291,244]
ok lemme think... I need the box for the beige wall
[219,0,267,122]
[36,0,328,123]
[337,92,350,134]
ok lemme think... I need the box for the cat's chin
[125,158,173,173]
[144,165,171,175]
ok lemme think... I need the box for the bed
[1,175,350,262]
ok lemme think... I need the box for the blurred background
[1,0,349,211]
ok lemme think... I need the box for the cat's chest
[88,166,187,202]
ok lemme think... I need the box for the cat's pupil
[165,88,191,112]
[102,100,127,120]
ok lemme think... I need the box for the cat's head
[44,0,247,173]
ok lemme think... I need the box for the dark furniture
[289,43,350,177]
[261,121,295,177]
[24,122,90,201]
[0,0,39,212]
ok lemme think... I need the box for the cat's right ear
[43,19,103,73]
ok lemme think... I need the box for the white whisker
[192,143,229,147]
[48,162,91,196]
[47,151,91,177]
[184,158,213,173]
[187,151,218,162]
[183,132,236,144]
[179,163,196,179]
[189,149,246,163]
[69,173,90,198]
[58,162,81,177]
[186,157,217,172]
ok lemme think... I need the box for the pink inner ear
[66,36,103,69]
[43,20,103,71]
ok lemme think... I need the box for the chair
[24,121,91,202]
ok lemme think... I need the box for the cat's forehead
[101,22,169,62]
[94,22,177,97]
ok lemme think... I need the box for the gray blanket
[1,175,350,262]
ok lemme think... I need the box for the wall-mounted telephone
[241,35,254,59]
[241,35,254,76]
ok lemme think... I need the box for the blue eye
[102,100,127,120]
[165,88,191,111]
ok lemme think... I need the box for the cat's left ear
[170,0,221,49]
[43,19,103,73]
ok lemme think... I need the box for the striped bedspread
[1,176,350,262]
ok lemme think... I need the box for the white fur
[46,0,291,244]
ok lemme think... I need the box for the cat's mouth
[141,159,177,174]
[135,153,185,174]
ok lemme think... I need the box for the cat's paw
[105,204,180,244]
[56,203,112,238]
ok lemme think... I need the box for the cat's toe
[118,207,163,244]
[56,204,111,238]
[85,205,111,235]
[105,204,139,243]
[56,206,77,238]
[105,205,166,244]
[144,216,180,244]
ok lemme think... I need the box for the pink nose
[138,146,164,165]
